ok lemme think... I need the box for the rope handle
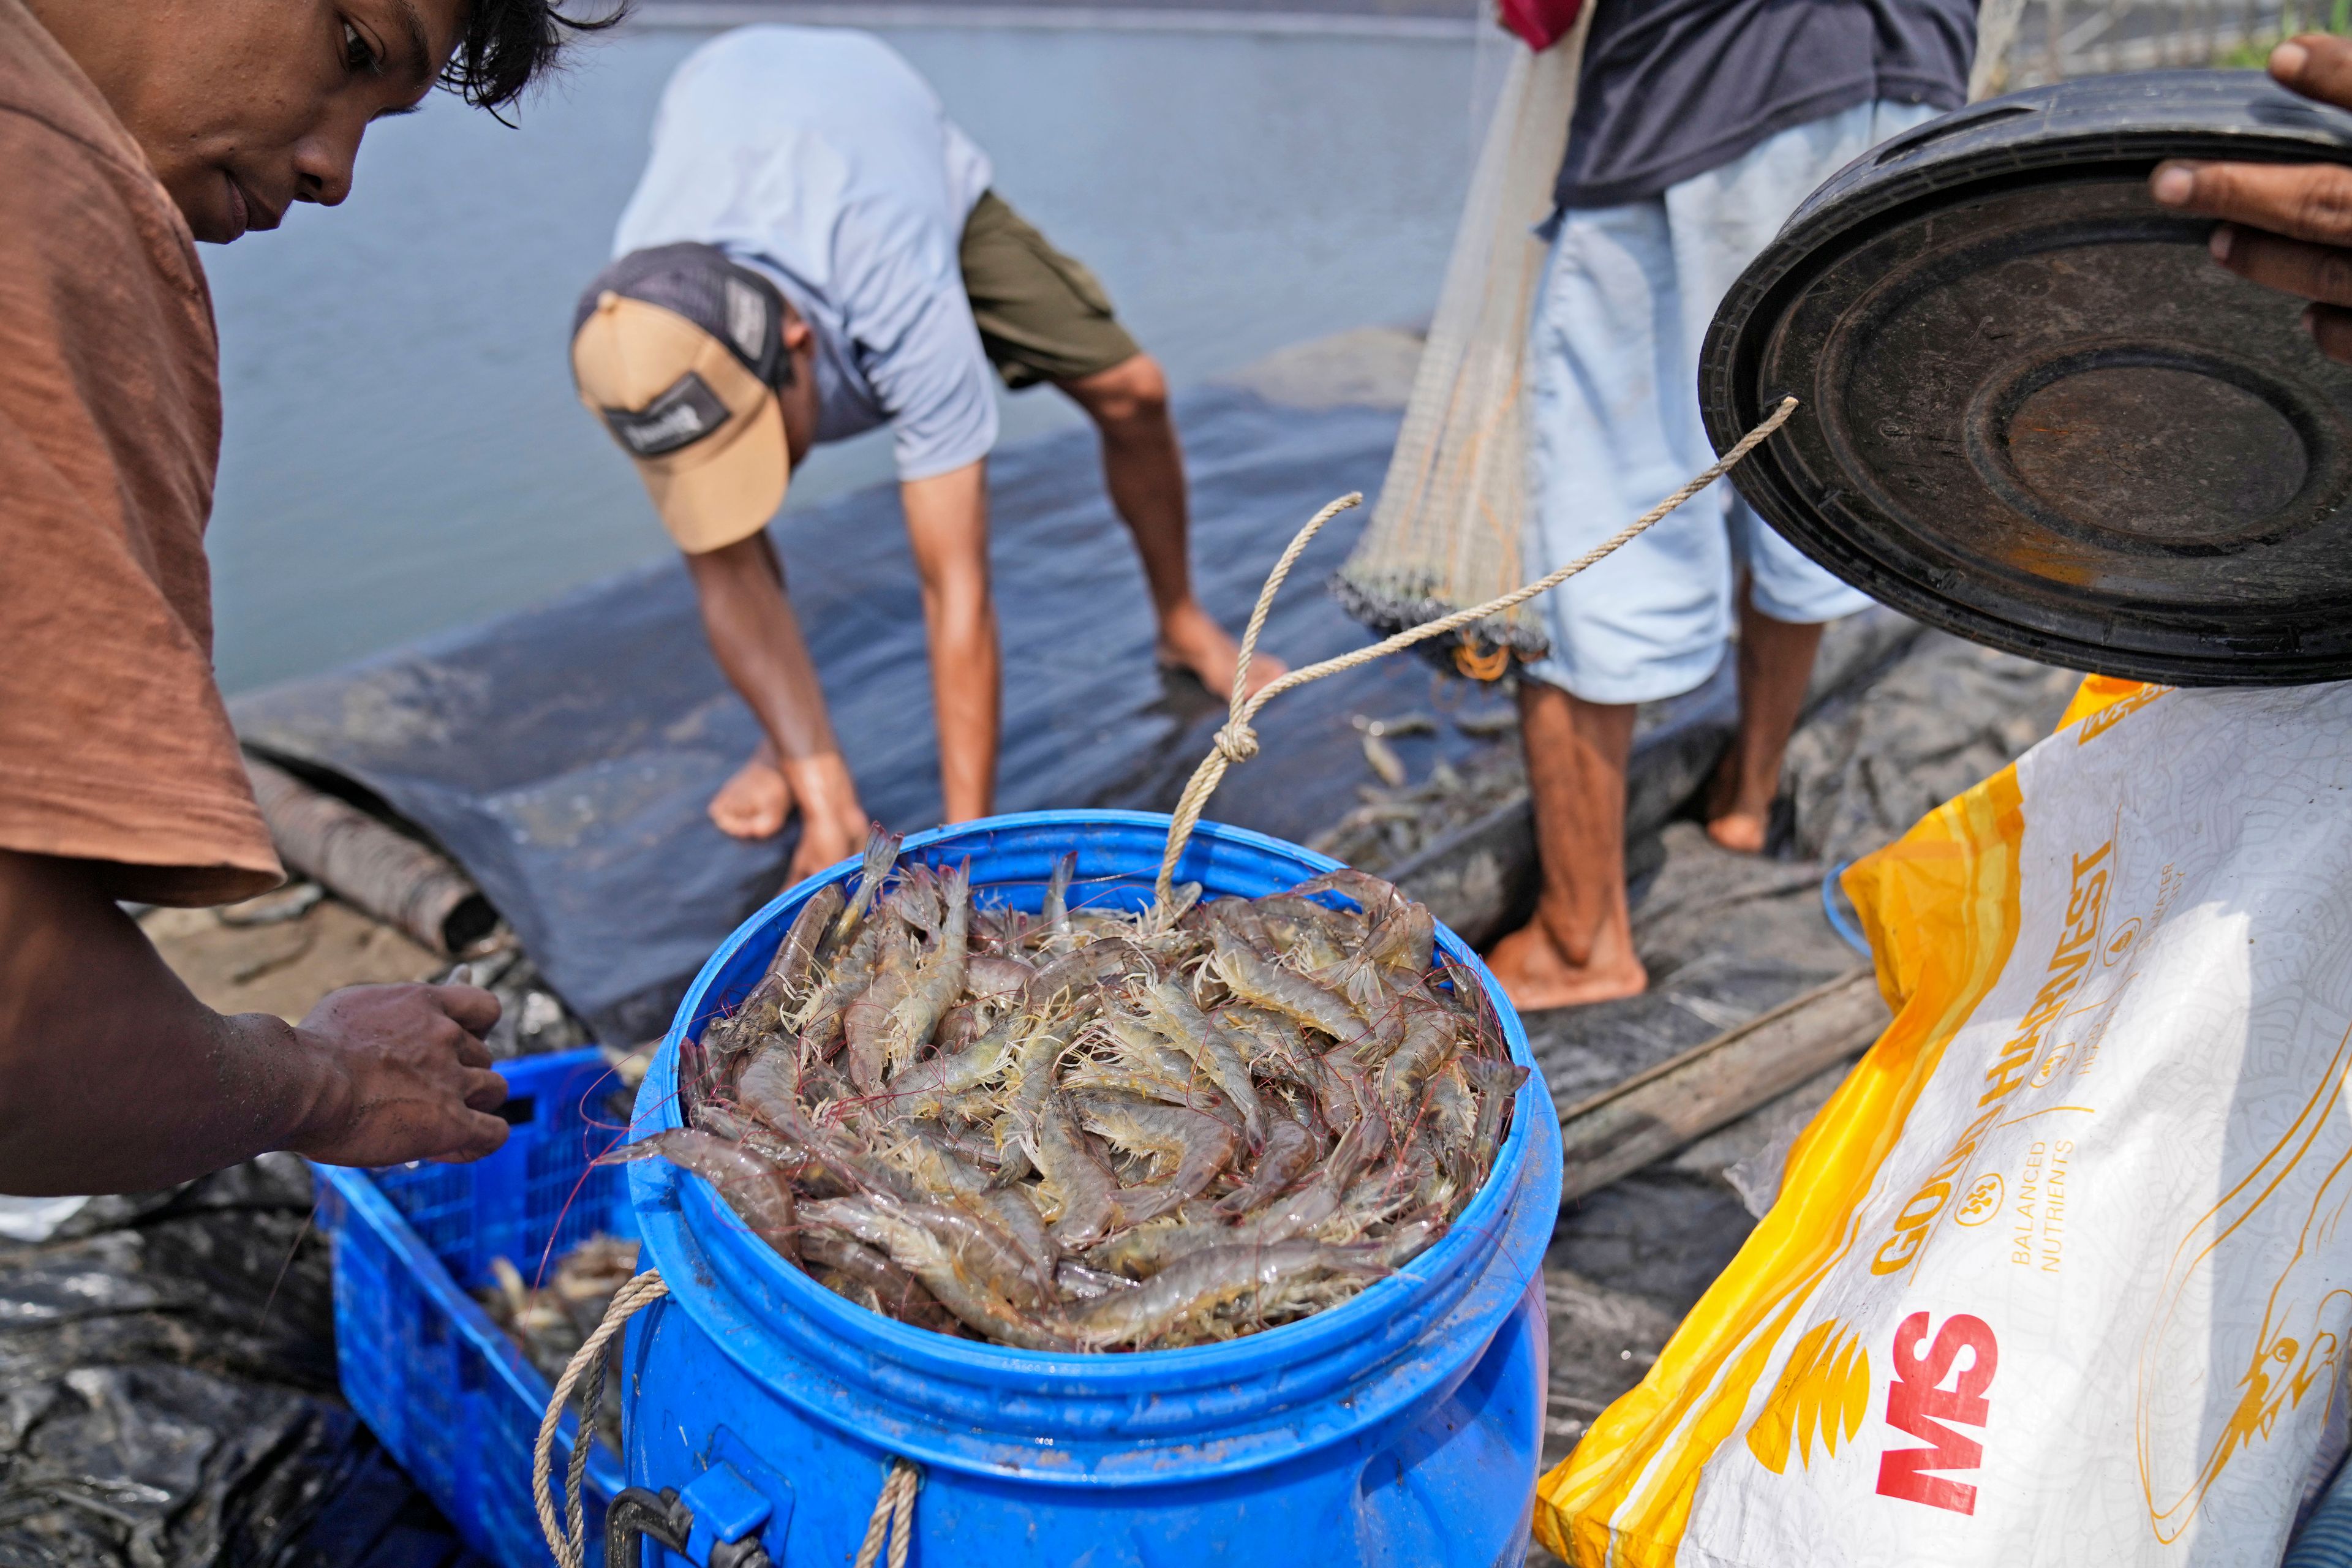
[530,1267,922,1568]
[1152,394,1801,907]
[535,1269,669,1568]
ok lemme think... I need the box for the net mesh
[1330,20,1590,679]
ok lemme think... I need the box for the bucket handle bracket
[606,1486,699,1568]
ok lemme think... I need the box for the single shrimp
[801,1196,1072,1351]
[705,883,845,1061]
[1251,895,1363,966]
[772,883,846,1007]
[1084,1208,1228,1278]
[1312,900,1435,1013]
[1060,1030,1237,1125]
[1209,931,1367,1047]
[892,1130,1057,1280]
[1054,1259,1139,1300]
[1371,1217,1446,1269]
[1213,1117,1316,1217]
[1139,980,1265,1147]
[829,826,905,947]
[1202,896,1279,957]
[1023,940,1143,1010]
[1424,1059,1477,1186]
[1216,1005,1321,1095]
[1451,1052,1528,1197]
[883,862,944,938]
[1052,1240,1385,1350]
[799,1229,963,1335]
[737,1053,911,1199]
[881,861,971,1077]
[842,970,910,1096]
[965,954,1036,1001]
[620,1128,799,1262]
[1311,1057,1392,1189]
[1035,850,1077,954]
[873,1188,1054,1311]
[1069,1089,1238,1227]
[1374,999,1461,1109]
[1031,1093,1121,1249]
[791,905,896,1058]
[1283,868,1406,922]
[884,1009,1023,1119]
[993,1002,1094,1184]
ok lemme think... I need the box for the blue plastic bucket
[623,810,1561,1567]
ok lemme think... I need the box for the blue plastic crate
[314,1047,638,1568]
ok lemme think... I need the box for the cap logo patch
[603,372,730,458]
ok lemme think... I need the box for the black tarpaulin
[232,387,1508,1042]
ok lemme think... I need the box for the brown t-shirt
[0,0,282,906]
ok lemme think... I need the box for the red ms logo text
[1875,1311,1997,1515]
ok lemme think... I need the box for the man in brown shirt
[0,0,606,1193]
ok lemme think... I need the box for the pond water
[203,22,1491,692]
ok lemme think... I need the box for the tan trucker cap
[570,244,793,554]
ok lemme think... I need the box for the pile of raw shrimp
[622,831,1526,1352]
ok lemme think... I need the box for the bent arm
[683,533,868,863]
[0,850,510,1195]
[900,459,999,821]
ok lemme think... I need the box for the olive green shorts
[959,190,1142,390]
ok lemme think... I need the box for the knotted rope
[1153,395,1800,907]
[531,1268,921,1566]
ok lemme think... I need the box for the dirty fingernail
[2152,164,2195,205]
[2211,224,2234,262]
[2275,40,2310,78]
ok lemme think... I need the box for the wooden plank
[1558,969,1890,1205]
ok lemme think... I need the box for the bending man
[571,26,1278,883]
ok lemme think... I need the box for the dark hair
[442,0,627,115]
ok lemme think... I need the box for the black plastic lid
[1703,70,2352,685]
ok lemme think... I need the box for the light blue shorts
[1522,99,1943,704]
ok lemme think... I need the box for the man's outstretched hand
[289,982,511,1168]
[2151,36,2352,362]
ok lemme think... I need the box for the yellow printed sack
[1537,679,2352,1566]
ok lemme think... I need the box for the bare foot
[1158,600,1287,700]
[1705,810,1768,854]
[709,752,793,840]
[1702,751,1770,854]
[1485,918,1647,1012]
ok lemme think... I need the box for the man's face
[72,0,467,244]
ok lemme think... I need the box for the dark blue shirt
[1555,0,1978,210]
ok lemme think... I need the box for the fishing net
[1329,18,1590,680]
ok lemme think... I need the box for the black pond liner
[232,386,1506,1043]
